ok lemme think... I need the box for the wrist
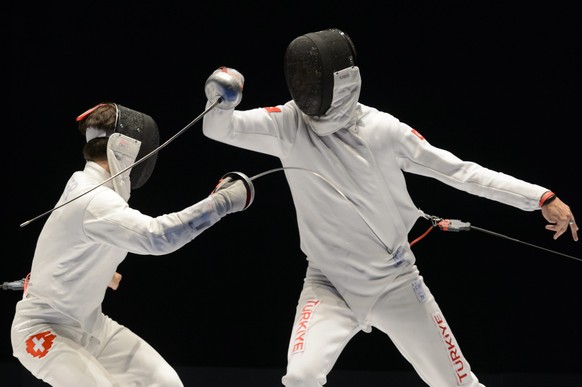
[539,191,556,207]
[211,192,230,217]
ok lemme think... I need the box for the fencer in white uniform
[11,103,254,386]
[202,29,577,386]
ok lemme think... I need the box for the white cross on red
[32,337,46,353]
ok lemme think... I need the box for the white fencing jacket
[203,66,548,311]
[25,161,222,333]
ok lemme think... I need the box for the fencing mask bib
[284,28,357,117]
[112,104,160,190]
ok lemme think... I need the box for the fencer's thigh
[369,266,484,387]
[11,312,119,386]
[95,316,183,387]
[12,299,182,387]
[282,280,361,387]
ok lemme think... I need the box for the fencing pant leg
[94,316,184,387]
[12,303,183,387]
[369,263,485,387]
[281,278,361,387]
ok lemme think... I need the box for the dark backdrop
[5,0,580,381]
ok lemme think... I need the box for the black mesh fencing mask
[77,103,160,189]
[114,104,160,189]
[284,28,357,116]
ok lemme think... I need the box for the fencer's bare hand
[541,197,578,241]
[108,272,122,290]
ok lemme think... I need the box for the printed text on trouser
[433,313,468,385]
[292,299,321,353]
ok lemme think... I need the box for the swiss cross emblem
[25,331,56,358]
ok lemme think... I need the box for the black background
[5,0,581,380]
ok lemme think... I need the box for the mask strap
[113,103,120,131]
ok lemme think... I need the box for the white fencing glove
[205,67,244,109]
[211,172,254,216]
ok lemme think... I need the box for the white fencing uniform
[12,161,225,386]
[203,67,547,386]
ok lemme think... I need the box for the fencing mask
[284,28,357,117]
[76,103,160,192]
